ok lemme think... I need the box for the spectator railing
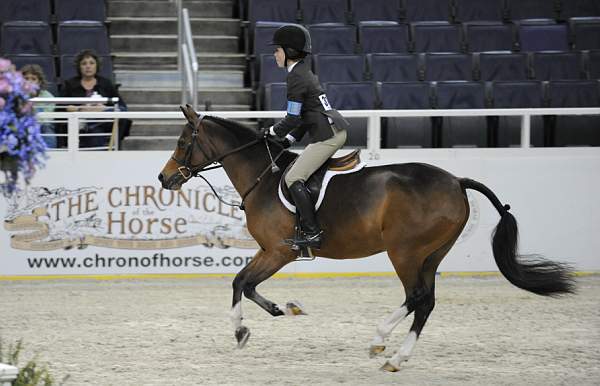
[0,363,18,386]
[32,96,120,151]
[37,108,600,153]
[176,0,198,109]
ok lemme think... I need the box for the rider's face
[274,47,286,68]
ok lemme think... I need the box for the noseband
[168,118,285,210]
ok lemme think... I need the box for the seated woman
[60,49,129,148]
[21,64,57,148]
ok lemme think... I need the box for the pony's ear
[179,105,199,122]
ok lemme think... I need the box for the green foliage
[0,338,68,386]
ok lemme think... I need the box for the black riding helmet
[271,24,312,62]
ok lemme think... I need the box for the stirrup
[286,230,322,249]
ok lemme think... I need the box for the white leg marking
[371,305,408,346]
[230,302,243,330]
[388,331,418,367]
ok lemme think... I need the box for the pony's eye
[177,139,186,149]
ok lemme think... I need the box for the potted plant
[0,58,47,196]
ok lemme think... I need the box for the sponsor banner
[1,150,599,276]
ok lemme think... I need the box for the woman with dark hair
[22,64,57,148]
[61,49,129,148]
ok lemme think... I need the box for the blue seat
[57,21,110,55]
[464,22,515,52]
[454,0,506,22]
[506,0,557,20]
[589,50,600,79]
[359,22,410,54]
[263,82,287,110]
[60,55,114,81]
[7,55,57,83]
[299,0,349,24]
[477,52,529,81]
[425,53,473,81]
[325,82,377,147]
[559,0,600,19]
[531,51,584,80]
[54,0,106,22]
[247,0,298,29]
[0,0,51,23]
[546,80,600,146]
[309,24,356,54]
[252,22,287,56]
[378,82,434,148]
[411,22,462,53]
[491,81,545,147]
[350,0,401,23]
[435,81,489,147]
[517,19,569,51]
[314,54,366,83]
[1,22,53,55]
[402,0,452,22]
[257,54,287,88]
[368,53,420,81]
[570,17,600,50]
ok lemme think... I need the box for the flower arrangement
[0,58,47,196]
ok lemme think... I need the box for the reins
[170,119,285,211]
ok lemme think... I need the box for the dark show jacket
[61,75,126,109]
[272,59,349,143]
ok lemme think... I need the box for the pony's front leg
[230,248,297,348]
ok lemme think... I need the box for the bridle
[168,118,285,210]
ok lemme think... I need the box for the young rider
[266,24,349,249]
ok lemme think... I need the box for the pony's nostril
[158,173,164,182]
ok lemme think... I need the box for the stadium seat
[7,55,57,83]
[517,19,569,51]
[378,82,434,148]
[424,53,473,81]
[454,0,506,22]
[506,0,557,20]
[54,0,106,22]
[368,53,420,82]
[570,17,600,50]
[252,22,287,56]
[477,52,529,81]
[411,22,463,53]
[546,80,600,146]
[531,51,585,81]
[313,54,366,83]
[358,22,410,54]
[57,21,110,55]
[299,0,349,24]
[60,55,114,81]
[559,0,600,19]
[435,81,489,147]
[247,0,298,28]
[463,22,515,52]
[257,54,287,88]
[308,24,357,54]
[402,0,452,22]
[325,82,378,147]
[349,0,401,23]
[264,82,287,110]
[491,81,545,147]
[588,50,600,79]
[0,22,53,55]
[0,0,51,23]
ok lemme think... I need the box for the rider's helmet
[271,24,312,61]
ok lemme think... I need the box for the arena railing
[0,363,18,386]
[37,108,600,153]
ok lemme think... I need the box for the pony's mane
[203,115,258,141]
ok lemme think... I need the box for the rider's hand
[260,126,275,138]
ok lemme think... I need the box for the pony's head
[158,105,212,190]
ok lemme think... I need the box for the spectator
[22,64,57,148]
[60,49,130,148]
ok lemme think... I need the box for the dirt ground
[0,275,598,385]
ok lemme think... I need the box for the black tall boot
[289,181,322,249]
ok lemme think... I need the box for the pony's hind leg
[230,248,297,348]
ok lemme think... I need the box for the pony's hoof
[380,360,400,372]
[286,300,307,316]
[235,326,250,349]
[369,345,386,358]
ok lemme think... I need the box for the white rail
[0,364,18,386]
[38,108,600,153]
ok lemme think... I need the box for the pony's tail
[460,178,575,296]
